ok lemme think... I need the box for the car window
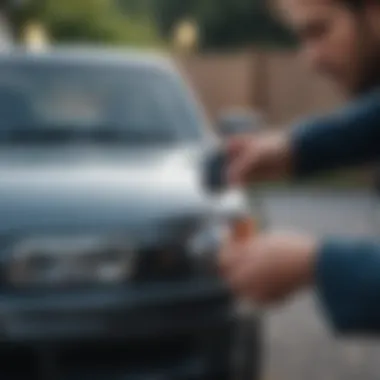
[0,59,205,144]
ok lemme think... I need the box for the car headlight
[187,216,256,273]
[7,235,136,287]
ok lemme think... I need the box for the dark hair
[270,0,369,18]
[341,0,366,9]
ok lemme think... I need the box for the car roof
[0,45,177,74]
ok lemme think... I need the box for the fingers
[227,148,258,186]
[225,136,259,186]
[225,135,250,157]
[226,258,256,297]
[218,240,242,276]
[218,239,270,303]
[219,243,254,288]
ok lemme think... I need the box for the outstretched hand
[226,132,293,186]
[219,231,317,305]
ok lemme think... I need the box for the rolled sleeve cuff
[290,88,380,178]
[316,238,380,335]
[289,118,340,178]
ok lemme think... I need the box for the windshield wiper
[99,128,177,144]
[0,126,177,145]
[0,127,78,144]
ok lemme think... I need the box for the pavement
[256,188,380,380]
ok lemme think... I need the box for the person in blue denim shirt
[220,0,380,334]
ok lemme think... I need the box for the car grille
[62,336,200,379]
[0,335,214,380]
[134,245,194,281]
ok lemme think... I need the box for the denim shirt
[292,88,380,177]
[290,88,380,334]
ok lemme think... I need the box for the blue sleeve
[291,88,380,177]
[316,238,380,334]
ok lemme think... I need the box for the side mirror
[217,109,264,138]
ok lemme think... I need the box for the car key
[202,144,229,194]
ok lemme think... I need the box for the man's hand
[226,131,293,186]
[219,232,318,305]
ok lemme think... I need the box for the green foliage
[14,0,162,46]
[145,0,296,50]
[13,0,295,49]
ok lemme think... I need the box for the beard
[353,51,380,95]
[351,19,380,95]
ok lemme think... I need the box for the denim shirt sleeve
[316,238,380,335]
[290,88,380,178]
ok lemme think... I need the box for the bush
[15,0,162,46]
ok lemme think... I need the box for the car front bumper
[0,279,252,380]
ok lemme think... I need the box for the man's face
[276,0,380,94]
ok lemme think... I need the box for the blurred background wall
[177,49,344,124]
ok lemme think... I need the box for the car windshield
[0,58,205,144]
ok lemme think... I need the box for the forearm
[316,238,380,334]
[290,88,380,178]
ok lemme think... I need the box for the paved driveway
[256,188,380,380]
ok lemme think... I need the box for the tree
[11,0,162,46]
[143,0,295,50]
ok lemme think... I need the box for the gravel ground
[257,188,380,380]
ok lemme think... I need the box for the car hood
[0,145,213,233]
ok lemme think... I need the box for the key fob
[202,146,229,194]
